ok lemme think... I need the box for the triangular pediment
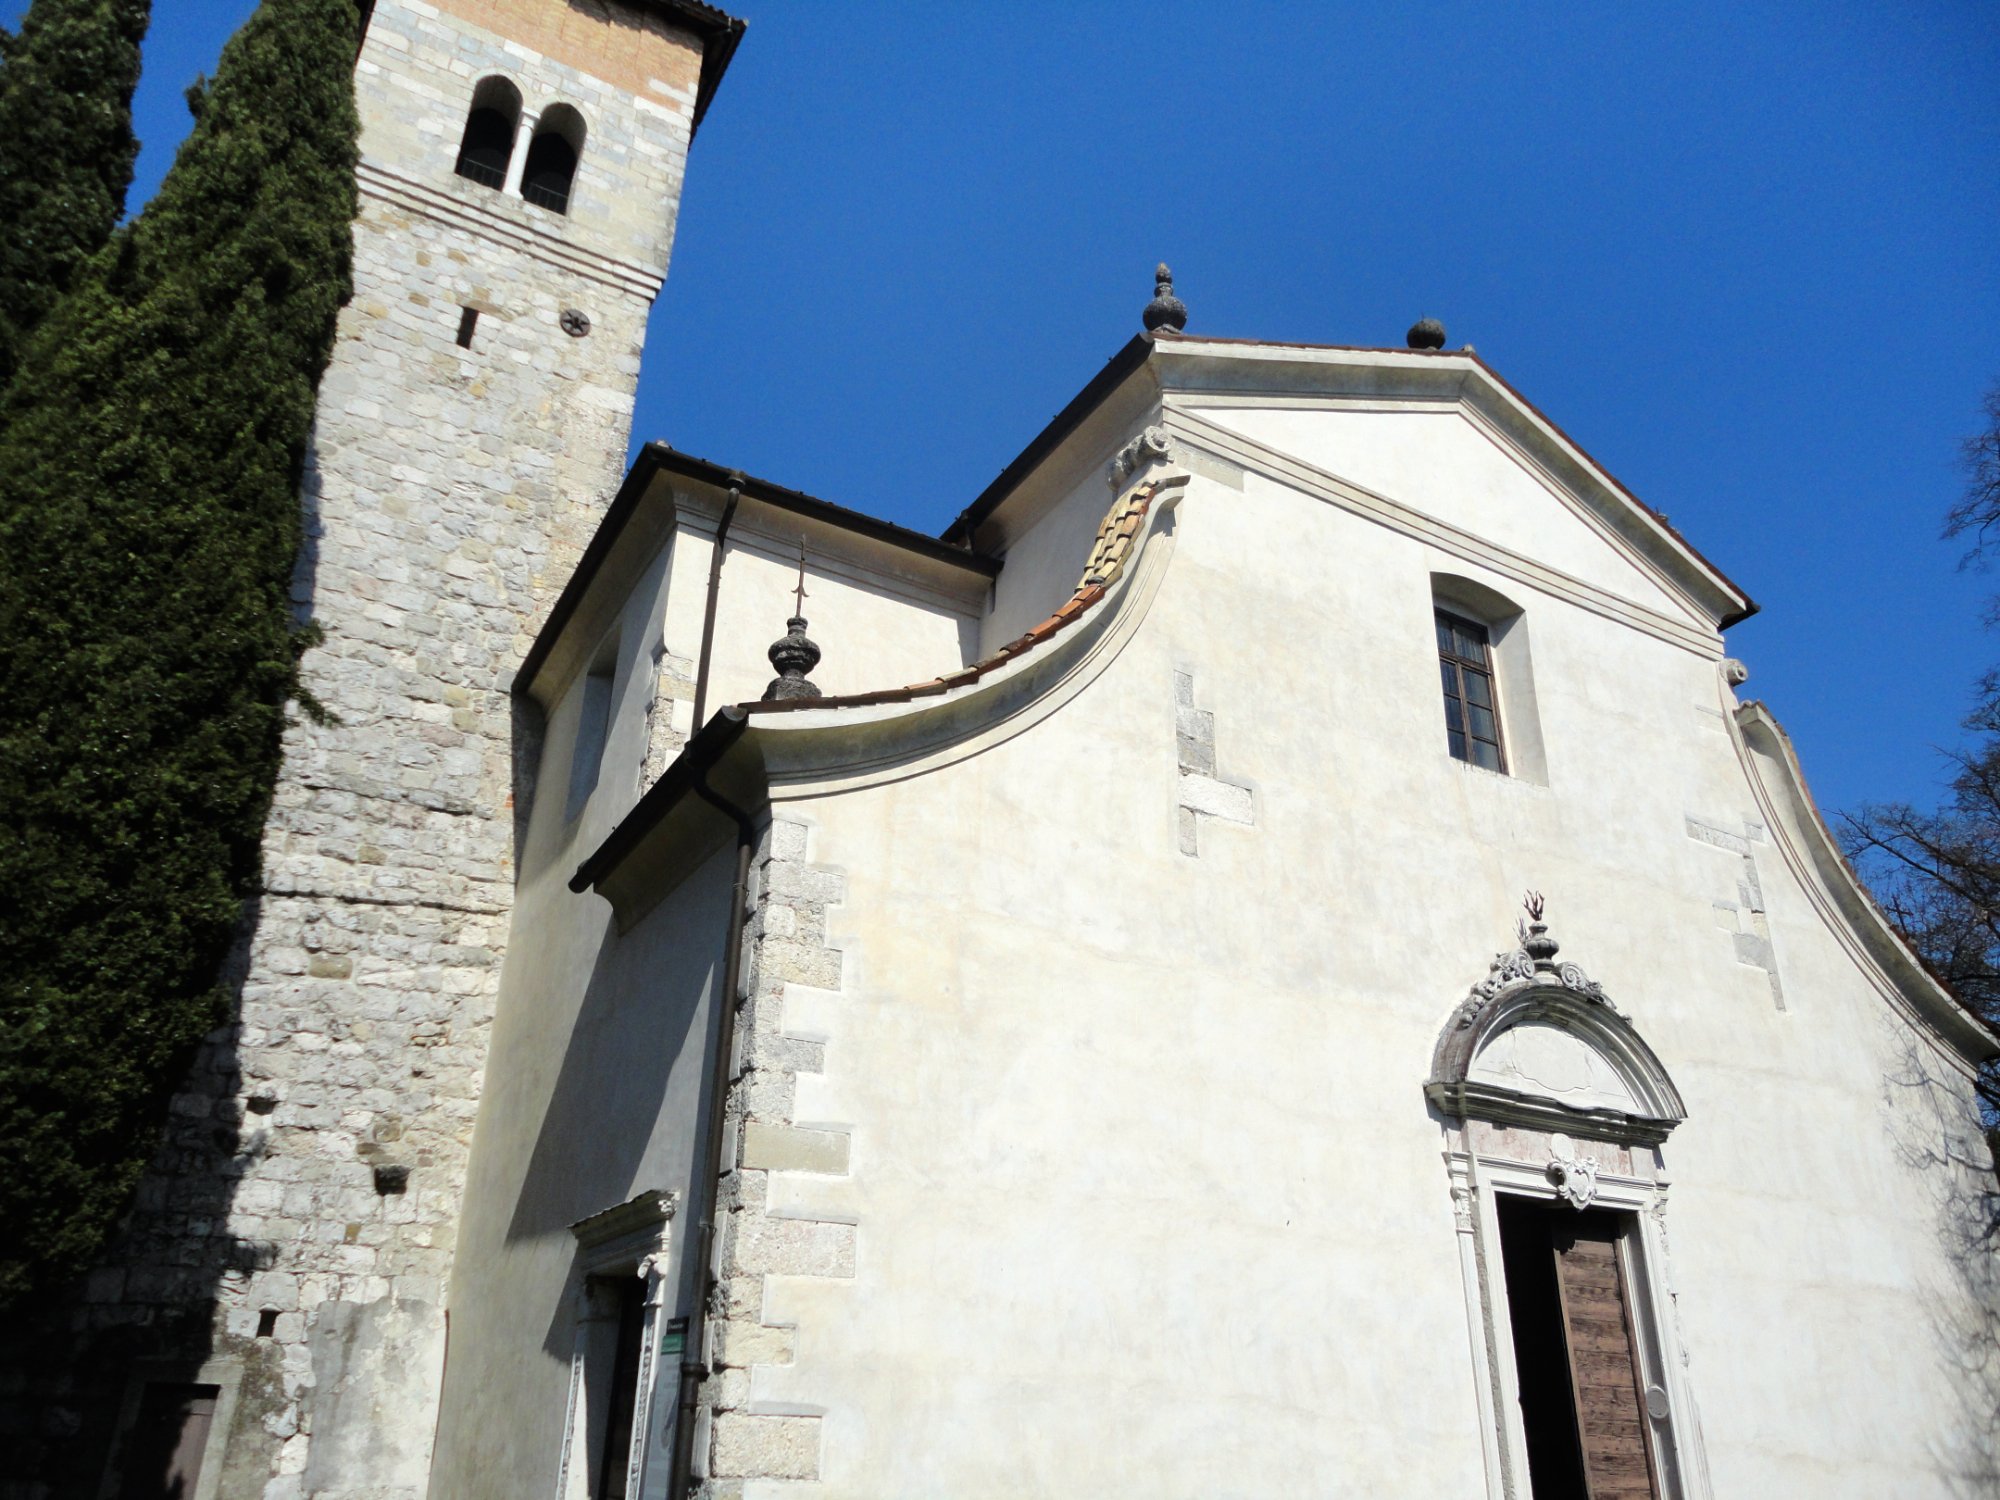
[1189,403,1700,624]
[1147,338,1751,637]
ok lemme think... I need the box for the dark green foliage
[0,0,150,388]
[0,0,359,1303]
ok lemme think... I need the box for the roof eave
[515,442,999,707]
[940,332,1157,549]
[635,0,746,135]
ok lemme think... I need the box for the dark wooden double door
[1498,1196,1661,1500]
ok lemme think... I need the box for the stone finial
[1143,263,1187,334]
[763,542,823,701]
[763,618,823,701]
[1407,316,1447,350]
[1520,890,1559,972]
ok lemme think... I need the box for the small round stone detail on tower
[1143,263,1187,334]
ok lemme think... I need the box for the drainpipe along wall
[689,472,743,730]
[670,773,759,1493]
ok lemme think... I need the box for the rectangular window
[1498,1197,1660,1500]
[455,306,479,348]
[565,636,618,822]
[1437,609,1505,773]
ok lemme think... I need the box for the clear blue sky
[27,0,2000,818]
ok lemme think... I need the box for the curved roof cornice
[574,474,1190,922]
[1730,699,1999,1069]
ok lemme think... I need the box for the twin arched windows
[451,77,585,217]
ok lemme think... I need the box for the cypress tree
[0,0,151,389]
[0,0,359,1303]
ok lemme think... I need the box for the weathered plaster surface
[563,393,1996,1495]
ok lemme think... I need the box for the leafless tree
[1842,381,2000,1117]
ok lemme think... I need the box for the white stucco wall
[1189,403,1696,623]
[430,539,737,1498]
[662,509,986,711]
[706,422,1993,1494]
[448,362,1994,1498]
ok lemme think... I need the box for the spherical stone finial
[1143,263,1187,334]
[763,616,823,701]
[1407,316,1447,350]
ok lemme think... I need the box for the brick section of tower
[0,5,715,1497]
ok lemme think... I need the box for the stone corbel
[1107,425,1173,489]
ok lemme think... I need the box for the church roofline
[572,473,1191,915]
[942,331,1758,631]
[941,332,1156,550]
[634,0,747,134]
[514,442,996,706]
[1732,699,2000,1066]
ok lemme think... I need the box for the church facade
[6,3,1997,1499]
[440,326,1999,1500]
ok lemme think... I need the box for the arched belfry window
[521,104,586,216]
[1428,896,1713,1500]
[454,76,522,189]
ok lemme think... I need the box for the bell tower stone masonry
[0,4,741,1498]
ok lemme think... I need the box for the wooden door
[120,1382,218,1500]
[1551,1217,1660,1500]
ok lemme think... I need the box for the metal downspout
[669,772,757,1495]
[689,472,743,731]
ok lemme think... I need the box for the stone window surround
[93,1356,244,1500]
[555,1190,679,1500]
[454,71,592,207]
[1431,569,1550,787]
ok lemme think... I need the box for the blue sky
[30,0,2000,817]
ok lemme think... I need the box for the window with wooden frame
[1437,609,1505,772]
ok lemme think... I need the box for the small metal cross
[792,541,809,617]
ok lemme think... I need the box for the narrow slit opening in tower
[456,307,478,349]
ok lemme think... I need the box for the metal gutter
[689,473,743,729]
[666,770,757,1493]
[569,707,749,894]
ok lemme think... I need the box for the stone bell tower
[0,4,742,1498]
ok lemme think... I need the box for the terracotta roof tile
[737,484,1159,718]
